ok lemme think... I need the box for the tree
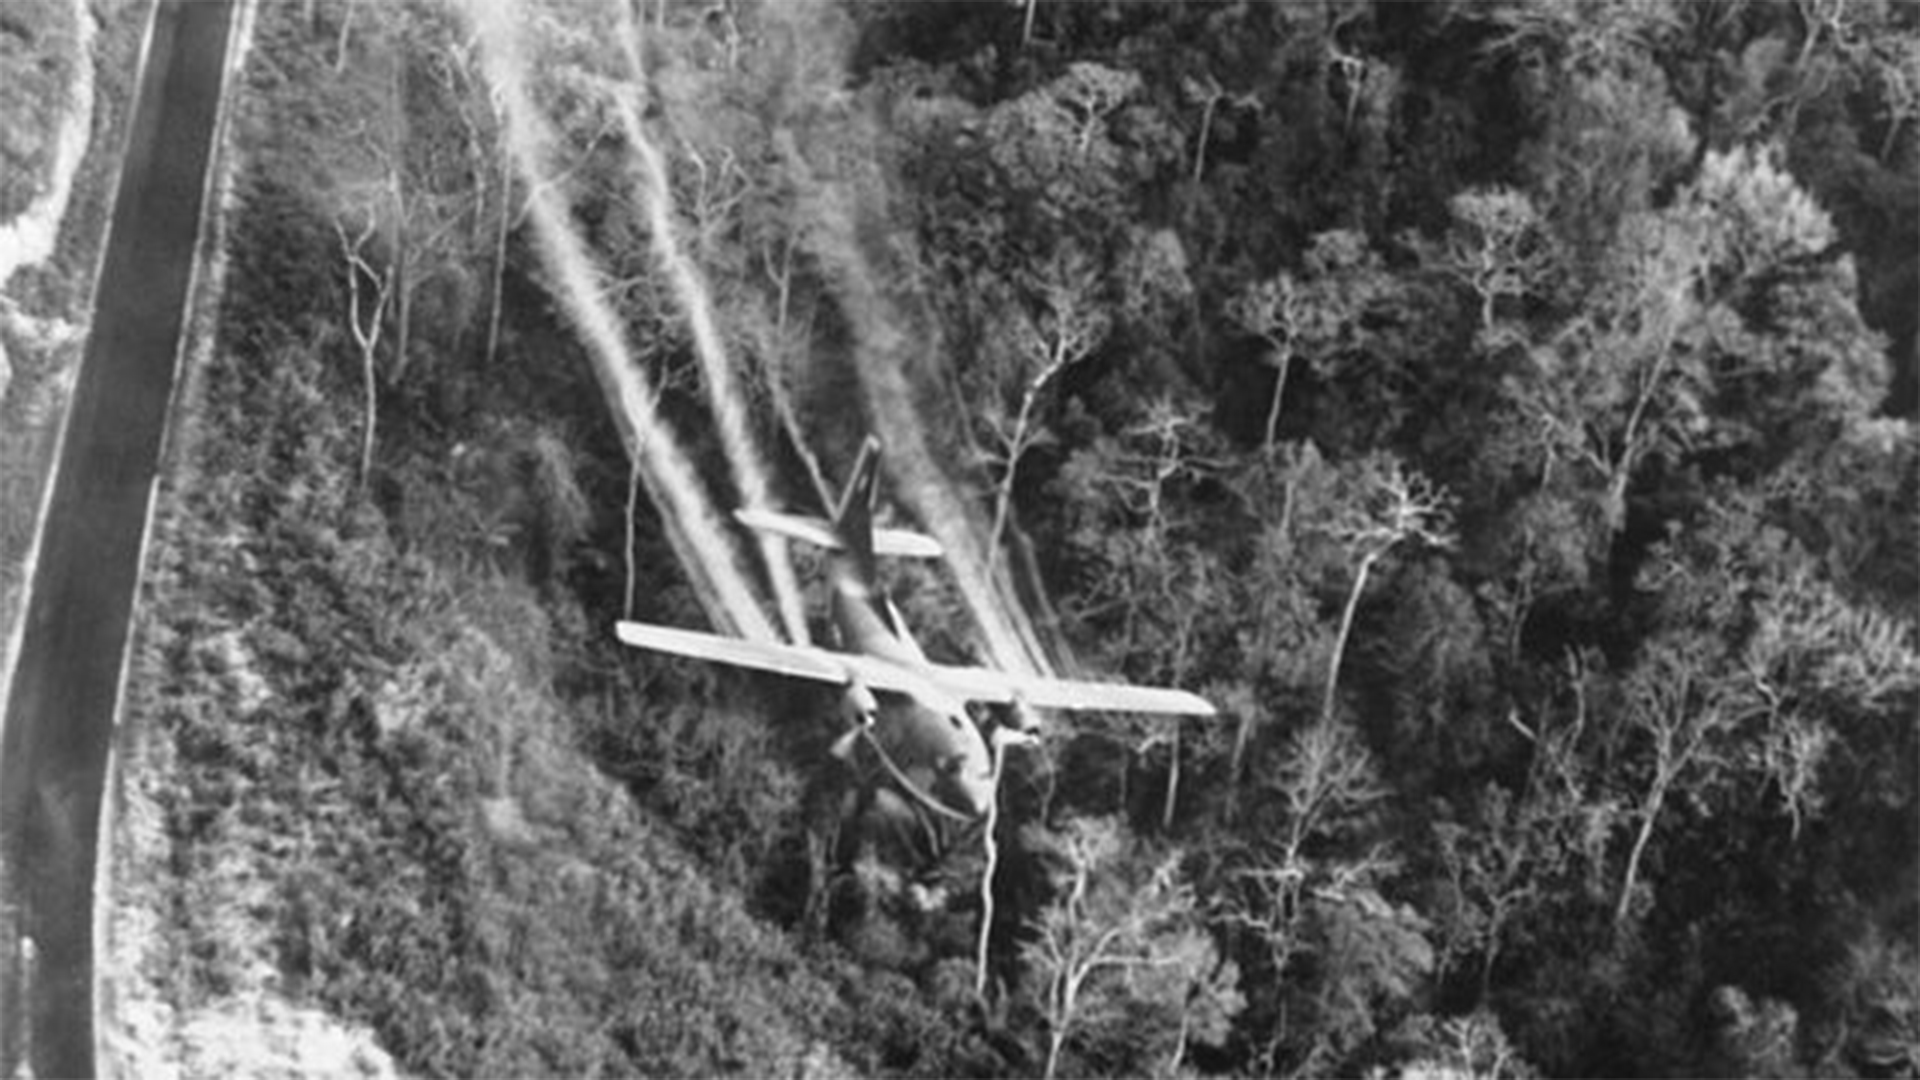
[1492,0,1695,282]
[1319,456,1454,725]
[1226,230,1397,454]
[984,61,1144,237]
[1704,984,1800,1078]
[335,213,394,488]
[1827,925,1920,1077]
[1612,630,1738,930]
[334,3,492,391]
[1019,817,1242,1079]
[1055,394,1226,684]
[1225,272,1308,453]
[1388,1009,1539,1079]
[1505,203,1710,538]
[1770,415,1917,608]
[1435,187,1553,346]
[1503,140,1887,546]
[1181,72,1260,185]
[1273,719,1386,886]
[1607,491,1919,934]
[1685,143,1888,458]
[975,245,1111,569]
[1211,717,1438,1074]
[1215,715,1379,1025]
[1044,396,1236,830]
[1434,788,1548,999]
[1430,659,1624,1004]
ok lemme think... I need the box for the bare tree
[1183,74,1259,185]
[1323,460,1453,725]
[1279,719,1384,878]
[1226,274,1307,453]
[1217,719,1391,1070]
[980,247,1110,569]
[1056,63,1140,159]
[1614,634,1733,931]
[975,726,1039,997]
[1023,817,1236,1079]
[1227,230,1394,456]
[1510,210,1707,537]
[336,215,394,489]
[480,74,517,372]
[1440,187,1549,341]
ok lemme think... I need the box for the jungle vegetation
[117,0,1917,1076]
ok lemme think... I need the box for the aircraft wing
[616,621,1215,716]
[928,663,1218,717]
[614,621,945,700]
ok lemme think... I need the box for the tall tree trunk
[988,389,1040,573]
[1045,1010,1069,1080]
[624,459,641,619]
[391,239,410,382]
[359,346,377,488]
[1263,349,1292,452]
[483,131,511,370]
[1192,94,1218,185]
[387,59,412,384]
[1616,778,1667,930]
[338,220,390,491]
[333,0,354,72]
[1227,713,1251,824]
[1323,550,1378,724]
[976,735,1009,996]
[1161,721,1182,831]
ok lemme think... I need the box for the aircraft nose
[951,776,994,818]
[938,754,996,818]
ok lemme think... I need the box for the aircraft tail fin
[834,436,884,577]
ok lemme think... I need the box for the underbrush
[108,0,1920,1075]
[109,5,989,1069]
[0,0,75,222]
[127,320,908,1075]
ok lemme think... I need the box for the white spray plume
[467,0,777,643]
[777,132,1056,679]
[609,4,810,645]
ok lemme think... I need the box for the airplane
[614,437,1217,835]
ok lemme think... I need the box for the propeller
[830,673,880,760]
[989,724,1040,751]
[1006,690,1043,734]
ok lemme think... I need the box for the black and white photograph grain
[0,1,1915,1077]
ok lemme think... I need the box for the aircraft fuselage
[828,545,996,821]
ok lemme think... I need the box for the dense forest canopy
[106,0,1918,1076]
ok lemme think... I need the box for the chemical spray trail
[468,0,777,644]
[779,135,1056,679]
[609,4,810,645]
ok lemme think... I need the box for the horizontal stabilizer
[735,508,944,559]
